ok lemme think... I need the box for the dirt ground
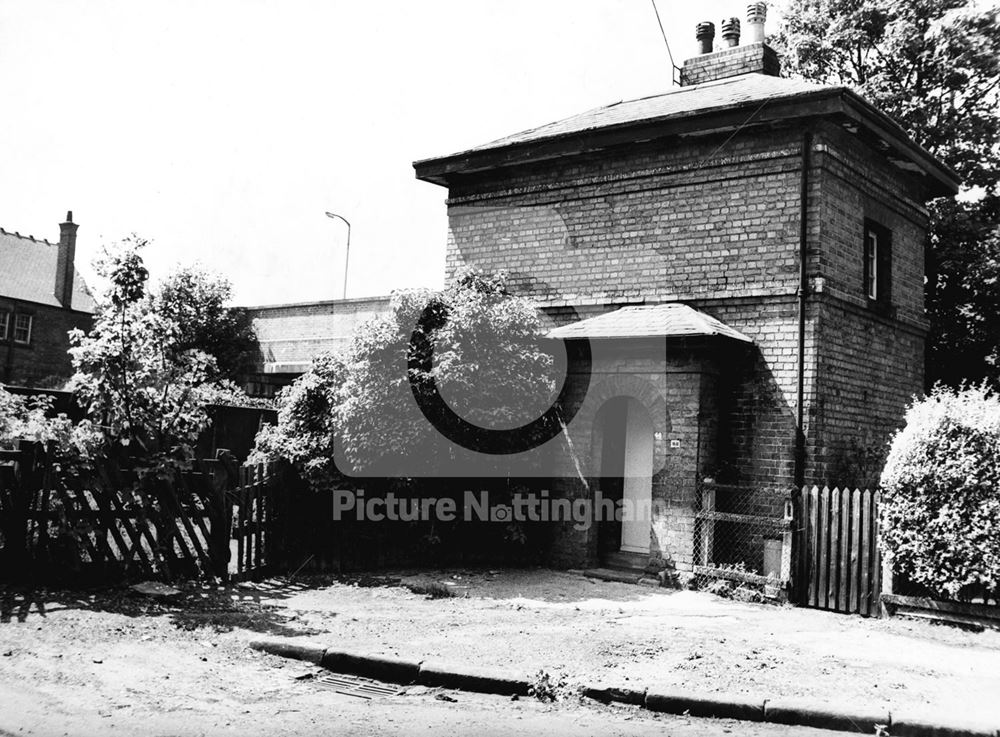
[1,568,999,733]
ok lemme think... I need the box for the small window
[13,314,32,345]
[863,219,892,306]
[865,230,879,300]
[0,312,8,341]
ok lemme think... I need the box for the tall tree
[69,238,217,460]
[775,0,1000,387]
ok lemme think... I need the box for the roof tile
[457,74,830,155]
[0,229,96,312]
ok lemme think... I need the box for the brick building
[413,7,958,572]
[0,212,95,388]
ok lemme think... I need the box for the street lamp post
[325,211,351,300]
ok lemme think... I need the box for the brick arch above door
[579,374,670,476]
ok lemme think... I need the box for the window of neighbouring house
[0,312,8,341]
[13,314,32,344]
[863,219,892,305]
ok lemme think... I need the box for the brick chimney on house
[681,2,780,86]
[56,211,78,309]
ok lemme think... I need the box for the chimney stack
[746,2,767,44]
[680,3,779,86]
[695,21,716,55]
[56,211,78,309]
[721,17,741,47]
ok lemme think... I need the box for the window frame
[0,312,8,341]
[863,218,892,308]
[12,313,33,345]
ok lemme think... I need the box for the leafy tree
[925,197,1000,386]
[151,265,260,383]
[880,385,1000,602]
[775,0,1000,386]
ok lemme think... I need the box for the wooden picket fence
[0,441,287,583]
[796,486,882,616]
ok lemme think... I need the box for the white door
[620,398,653,553]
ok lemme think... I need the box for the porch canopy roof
[546,304,752,343]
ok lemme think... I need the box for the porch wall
[545,340,723,572]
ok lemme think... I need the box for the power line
[650,0,679,85]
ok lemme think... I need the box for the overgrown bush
[879,385,1000,602]
[249,351,347,489]
[0,388,101,471]
[251,269,557,484]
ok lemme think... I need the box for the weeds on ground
[698,564,771,603]
[528,669,577,702]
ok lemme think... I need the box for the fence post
[780,493,794,601]
[699,482,715,567]
[206,449,238,580]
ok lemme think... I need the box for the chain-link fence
[692,481,793,600]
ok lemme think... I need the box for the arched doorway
[594,396,654,558]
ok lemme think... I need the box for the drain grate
[312,672,403,699]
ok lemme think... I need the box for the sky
[0,0,783,306]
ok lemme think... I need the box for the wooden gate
[226,462,284,581]
[796,486,882,616]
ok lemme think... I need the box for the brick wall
[544,339,728,570]
[808,122,930,486]
[447,126,805,304]
[0,299,92,388]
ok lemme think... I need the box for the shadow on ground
[0,566,676,636]
[0,578,326,636]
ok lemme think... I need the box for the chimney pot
[721,17,741,47]
[695,21,716,54]
[747,2,767,44]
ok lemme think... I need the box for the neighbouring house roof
[246,296,392,374]
[0,228,96,312]
[547,304,752,343]
[414,72,959,196]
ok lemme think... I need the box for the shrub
[251,269,557,485]
[879,385,1000,602]
[0,387,101,471]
